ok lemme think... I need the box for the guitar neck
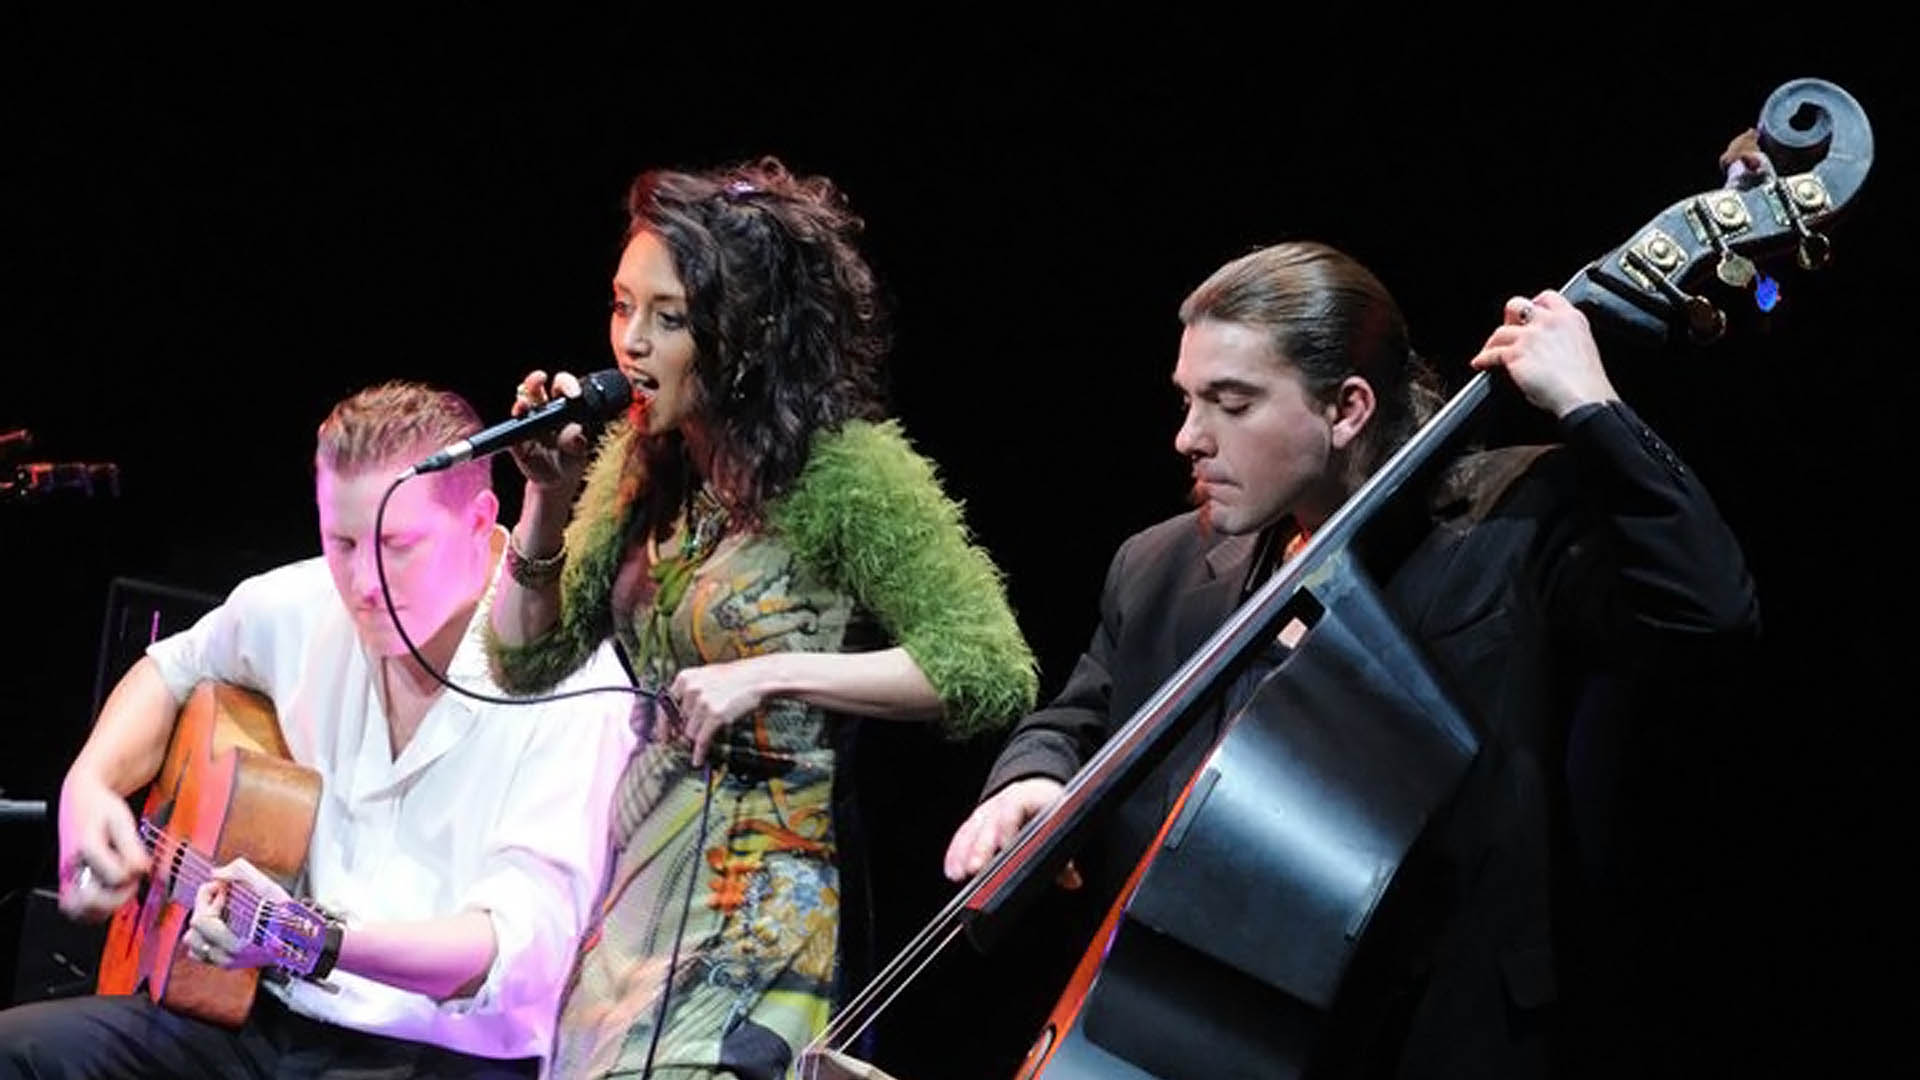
[138,817,325,972]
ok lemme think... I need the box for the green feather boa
[486,419,1037,738]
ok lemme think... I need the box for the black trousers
[0,990,539,1079]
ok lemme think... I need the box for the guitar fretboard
[138,818,323,969]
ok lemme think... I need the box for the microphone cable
[375,471,720,1079]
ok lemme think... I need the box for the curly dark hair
[624,155,889,530]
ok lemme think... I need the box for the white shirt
[145,544,636,1066]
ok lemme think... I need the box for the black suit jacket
[983,401,1759,1078]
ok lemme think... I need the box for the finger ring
[1515,300,1535,325]
[74,864,95,891]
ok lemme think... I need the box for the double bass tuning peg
[1716,251,1758,290]
[1684,296,1728,345]
[1692,195,1758,290]
[1624,246,1727,345]
[1796,231,1833,271]
[1775,174,1835,271]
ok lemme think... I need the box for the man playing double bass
[945,241,1759,1077]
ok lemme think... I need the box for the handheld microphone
[407,370,633,477]
[0,798,47,823]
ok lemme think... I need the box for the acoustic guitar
[95,681,331,1027]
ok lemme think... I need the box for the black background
[2,12,1910,1078]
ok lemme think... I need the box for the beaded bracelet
[505,532,566,588]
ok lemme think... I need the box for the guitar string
[137,819,315,964]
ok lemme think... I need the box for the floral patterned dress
[551,490,865,1078]
[492,418,1038,1080]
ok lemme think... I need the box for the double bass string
[805,920,967,1069]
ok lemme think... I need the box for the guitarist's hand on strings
[185,858,287,970]
[56,775,149,922]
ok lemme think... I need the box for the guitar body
[96,681,322,1027]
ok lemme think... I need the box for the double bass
[806,77,1874,1079]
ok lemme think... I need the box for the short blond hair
[315,381,490,506]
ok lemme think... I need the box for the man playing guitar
[0,382,634,1079]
